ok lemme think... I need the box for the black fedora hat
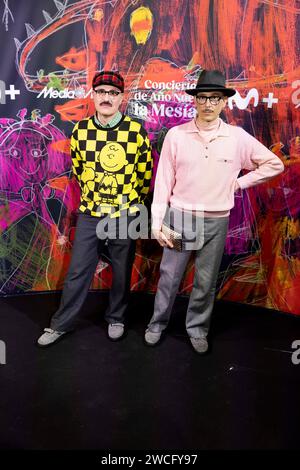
[186,69,236,97]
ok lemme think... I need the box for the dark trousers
[51,213,136,332]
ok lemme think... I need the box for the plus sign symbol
[262,92,278,108]
[0,80,20,104]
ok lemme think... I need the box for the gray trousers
[51,212,136,332]
[147,217,229,338]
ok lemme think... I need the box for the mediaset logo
[0,80,20,104]
[36,86,91,99]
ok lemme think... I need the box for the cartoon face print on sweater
[97,142,128,203]
[80,142,129,204]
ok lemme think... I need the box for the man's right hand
[152,229,174,249]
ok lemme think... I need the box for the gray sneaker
[108,323,124,341]
[144,329,162,346]
[190,337,209,354]
[37,328,66,348]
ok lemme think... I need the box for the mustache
[100,101,112,106]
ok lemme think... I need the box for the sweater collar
[186,117,230,137]
[94,111,122,128]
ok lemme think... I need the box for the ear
[221,97,228,109]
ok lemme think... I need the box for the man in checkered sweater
[37,71,152,347]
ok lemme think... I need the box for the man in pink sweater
[145,69,284,353]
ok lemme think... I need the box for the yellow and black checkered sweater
[71,115,152,217]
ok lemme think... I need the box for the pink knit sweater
[152,118,284,229]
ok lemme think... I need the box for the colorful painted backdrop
[0,0,299,314]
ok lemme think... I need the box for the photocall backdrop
[0,0,299,315]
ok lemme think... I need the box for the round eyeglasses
[196,95,223,105]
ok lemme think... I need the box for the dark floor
[1,291,300,451]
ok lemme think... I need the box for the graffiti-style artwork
[0,108,81,292]
[2,0,14,32]
[0,0,299,315]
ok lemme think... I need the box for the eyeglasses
[94,89,122,97]
[196,95,224,105]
